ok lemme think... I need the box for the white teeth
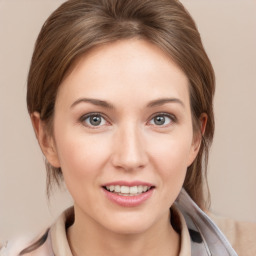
[121,186,129,193]
[115,185,121,193]
[130,186,138,194]
[143,186,148,192]
[138,185,143,193]
[105,185,151,195]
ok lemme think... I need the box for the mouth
[103,185,154,197]
[102,182,155,207]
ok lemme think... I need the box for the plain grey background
[0,0,256,242]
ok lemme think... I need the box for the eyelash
[79,112,110,128]
[79,112,176,128]
[148,112,176,127]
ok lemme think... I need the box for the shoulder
[0,207,74,256]
[0,229,53,256]
[209,213,256,256]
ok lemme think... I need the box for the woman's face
[45,39,200,234]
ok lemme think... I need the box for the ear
[187,113,208,166]
[30,112,60,168]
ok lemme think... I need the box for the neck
[67,207,180,256]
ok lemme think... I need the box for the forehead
[56,39,190,107]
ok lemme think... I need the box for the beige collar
[50,207,73,256]
[49,206,191,256]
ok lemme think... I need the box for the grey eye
[154,116,165,125]
[149,114,172,126]
[84,114,106,127]
[90,116,102,126]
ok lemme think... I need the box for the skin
[32,39,202,256]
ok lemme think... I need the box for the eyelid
[147,112,177,126]
[79,112,111,127]
[78,111,176,128]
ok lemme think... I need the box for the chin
[101,212,161,235]
[108,223,152,235]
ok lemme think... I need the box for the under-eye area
[103,185,155,196]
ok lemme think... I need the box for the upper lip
[102,181,154,187]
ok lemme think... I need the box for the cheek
[149,136,192,205]
[149,133,193,168]
[147,131,193,185]
[54,129,111,182]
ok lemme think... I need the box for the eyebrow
[70,98,114,109]
[70,97,184,109]
[147,98,185,108]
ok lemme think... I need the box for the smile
[104,185,152,196]
[102,183,155,207]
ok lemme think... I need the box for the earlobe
[30,112,40,140]
[193,113,208,151]
[199,113,208,137]
[30,112,60,168]
[187,113,208,166]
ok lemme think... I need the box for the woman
[1,0,255,255]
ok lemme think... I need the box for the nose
[111,123,148,171]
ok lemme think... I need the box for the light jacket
[1,189,256,256]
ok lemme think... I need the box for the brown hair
[27,0,215,209]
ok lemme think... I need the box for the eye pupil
[154,116,165,125]
[90,116,101,126]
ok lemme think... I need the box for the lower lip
[103,188,154,207]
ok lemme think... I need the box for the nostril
[111,134,148,170]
